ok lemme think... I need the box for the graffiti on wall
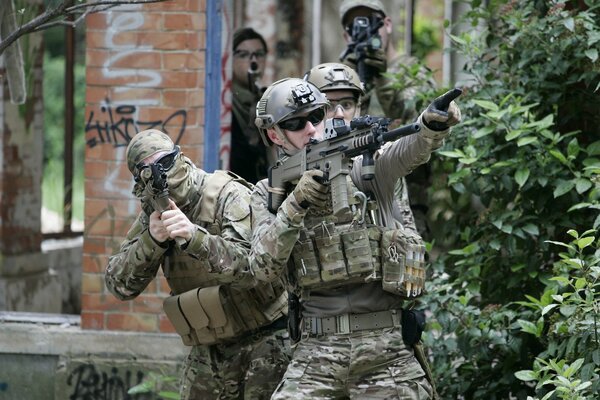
[66,364,155,400]
[219,1,233,171]
[85,99,187,148]
[91,6,169,215]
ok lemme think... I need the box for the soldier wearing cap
[250,78,460,399]
[339,0,437,238]
[105,129,290,400]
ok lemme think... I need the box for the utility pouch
[314,222,347,282]
[163,285,243,346]
[291,230,321,287]
[381,229,427,298]
[401,309,426,347]
[366,226,382,282]
[341,226,373,276]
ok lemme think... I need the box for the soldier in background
[105,129,290,400]
[250,78,460,398]
[339,0,436,238]
[231,27,274,183]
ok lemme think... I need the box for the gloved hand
[363,48,387,75]
[292,169,329,210]
[423,88,463,131]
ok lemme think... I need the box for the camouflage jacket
[250,114,448,317]
[365,54,435,124]
[106,168,255,300]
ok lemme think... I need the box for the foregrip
[330,173,350,218]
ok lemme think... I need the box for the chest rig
[290,176,427,299]
[162,170,287,346]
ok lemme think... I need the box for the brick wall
[82,1,208,332]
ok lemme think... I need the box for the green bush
[413,0,600,398]
[42,52,85,225]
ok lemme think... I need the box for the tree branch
[0,0,170,56]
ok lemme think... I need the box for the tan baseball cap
[339,0,387,26]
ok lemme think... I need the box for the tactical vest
[290,176,427,299]
[163,170,287,346]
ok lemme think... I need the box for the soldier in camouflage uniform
[105,129,290,400]
[304,62,418,234]
[339,0,437,238]
[250,78,460,399]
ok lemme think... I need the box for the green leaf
[553,180,575,198]
[506,129,524,141]
[567,229,579,238]
[550,277,569,285]
[545,240,575,250]
[577,236,594,249]
[568,202,593,212]
[473,125,496,139]
[541,304,558,316]
[515,370,537,381]
[549,150,568,165]
[518,319,540,336]
[517,137,538,147]
[587,140,600,155]
[575,277,587,289]
[158,391,182,400]
[459,157,478,165]
[585,48,599,62]
[515,168,530,188]
[522,224,539,235]
[575,178,592,194]
[563,17,575,31]
[438,150,466,158]
[473,99,499,111]
[559,304,577,317]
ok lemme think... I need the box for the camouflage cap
[339,0,387,26]
[126,129,174,174]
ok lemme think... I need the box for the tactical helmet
[304,63,365,97]
[126,129,175,174]
[255,78,328,145]
[339,0,387,26]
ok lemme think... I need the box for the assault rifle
[268,116,421,217]
[339,15,384,87]
[140,164,187,246]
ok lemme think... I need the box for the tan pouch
[291,229,321,287]
[366,226,382,282]
[381,229,426,299]
[314,222,347,282]
[163,285,243,346]
[341,226,373,276]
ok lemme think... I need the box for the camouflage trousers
[271,326,432,400]
[179,325,290,400]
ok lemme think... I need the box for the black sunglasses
[135,146,180,178]
[278,108,325,131]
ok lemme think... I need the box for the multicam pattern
[271,328,432,399]
[106,141,289,399]
[126,129,176,173]
[179,327,291,400]
[249,119,449,398]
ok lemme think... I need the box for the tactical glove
[363,48,387,75]
[423,88,462,131]
[292,169,329,210]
